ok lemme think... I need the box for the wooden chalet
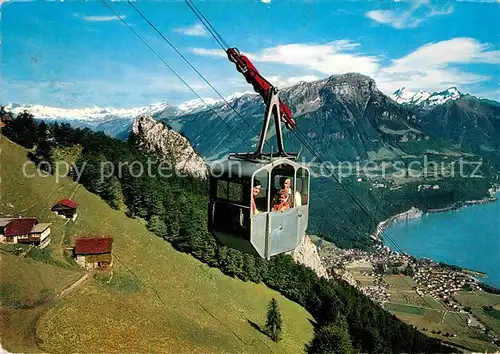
[52,199,79,220]
[0,218,13,236]
[0,218,52,247]
[74,237,113,269]
[30,223,52,248]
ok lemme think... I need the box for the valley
[3,76,499,354]
[317,239,500,353]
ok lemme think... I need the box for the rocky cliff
[290,234,329,279]
[131,115,208,179]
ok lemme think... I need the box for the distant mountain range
[4,75,499,165]
[3,92,251,138]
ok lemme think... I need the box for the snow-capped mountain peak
[390,87,431,105]
[2,93,252,138]
[177,97,220,114]
[3,91,252,121]
[4,101,171,122]
[427,87,461,105]
[391,86,461,108]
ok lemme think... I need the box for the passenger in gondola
[272,177,302,209]
[272,190,290,212]
[251,179,261,215]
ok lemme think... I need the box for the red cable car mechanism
[226,48,296,131]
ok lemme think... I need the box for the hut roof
[52,199,79,210]
[75,237,113,255]
[4,218,38,237]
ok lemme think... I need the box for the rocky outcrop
[132,115,208,179]
[290,235,329,279]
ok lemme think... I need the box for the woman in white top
[273,177,302,209]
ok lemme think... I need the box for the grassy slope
[0,253,83,352]
[0,135,314,353]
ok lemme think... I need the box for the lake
[382,192,500,287]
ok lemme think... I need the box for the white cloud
[2,64,211,108]
[174,23,208,37]
[82,15,123,22]
[365,3,454,29]
[261,0,271,3]
[472,89,500,101]
[266,75,320,88]
[376,37,500,92]
[251,41,379,76]
[192,40,379,77]
[190,48,226,57]
[192,37,499,97]
[387,37,500,71]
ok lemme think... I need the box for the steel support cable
[120,0,390,252]
[182,0,465,300]
[175,8,482,339]
[127,0,275,153]
[104,1,368,269]
[291,121,482,345]
[184,0,230,50]
[178,0,455,258]
[115,0,363,240]
[182,1,387,228]
[124,0,238,149]
[99,0,253,154]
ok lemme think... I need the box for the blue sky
[1,0,499,108]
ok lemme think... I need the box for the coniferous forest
[2,111,456,353]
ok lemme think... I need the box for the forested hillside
[1,111,456,353]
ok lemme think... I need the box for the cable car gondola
[208,53,310,259]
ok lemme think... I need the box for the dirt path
[441,311,447,323]
[58,273,88,298]
[69,184,80,200]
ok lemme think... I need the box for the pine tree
[306,315,355,354]
[265,298,282,342]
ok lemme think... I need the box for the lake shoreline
[374,187,500,291]
[374,186,500,239]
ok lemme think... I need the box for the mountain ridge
[4,74,498,143]
[390,86,462,107]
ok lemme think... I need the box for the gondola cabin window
[253,170,269,214]
[296,167,309,206]
[216,179,245,205]
[228,182,243,203]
